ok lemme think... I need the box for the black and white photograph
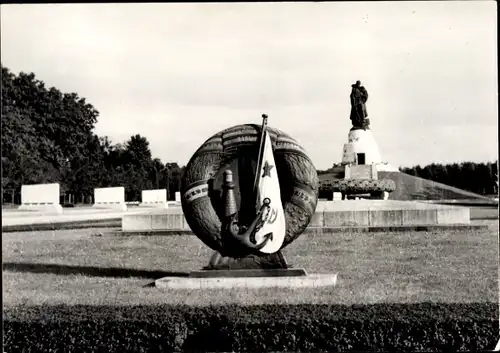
[1,1,498,351]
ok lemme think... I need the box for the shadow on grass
[2,262,190,279]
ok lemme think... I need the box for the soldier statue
[350,80,369,129]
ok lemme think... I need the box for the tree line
[1,64,184,204]
[399,162,498,196]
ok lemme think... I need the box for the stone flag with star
[253,129,287,254]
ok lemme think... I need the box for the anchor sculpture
[221,115,285,250]
[221,170,273,252]
[181,114,319,271]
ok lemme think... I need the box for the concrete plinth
[122,200,470,232]
[155,273,338,289]
[316,200,470,227]
[18,204,63,215]
[122,207,189,231]
[189,268,307,278]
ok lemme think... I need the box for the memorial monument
[122,88,472,263]
[155,115,337,288]
[343,80,386,167]
[181,115,318,270]
[328,81,397,199]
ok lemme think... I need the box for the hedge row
[4,303,498,352]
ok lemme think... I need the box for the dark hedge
[4,303,498,352]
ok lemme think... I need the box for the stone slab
[122,213,152,231]
[318,200,469,226]
[18,204,63,215]
[304,224,486,233]
[309,212,324,227]
[323,210,371,227]
[122,201,471,232]
[437,207,470,224]
[19,183,62,214]
[20,183,61,206]
[2,218,122,233]
[316,200,464,211]
[119,230,194,236]
[121,207,188,231]
[369,210,403,226]
[2,208,149,227]
[115,223,488,237]
[402,209,438,225]
[345,164,376,180]
[93,187,127,211]
[139,202,168,209]
[142,189,167,202]
[140,189,168,208]
[189,268,307,278]
[155,273,338,289]
[150,213,189,230]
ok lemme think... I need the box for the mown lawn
[2,220,498,308]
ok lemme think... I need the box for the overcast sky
[1,2,497,169]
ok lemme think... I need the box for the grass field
[3,220,498,308]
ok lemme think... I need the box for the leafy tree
[1,64,100,196]
[126,135,153,167]
[150,158,164,190]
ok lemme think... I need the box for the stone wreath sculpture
[181,116,319,269]
[331,179,396,195]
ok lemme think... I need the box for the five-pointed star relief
[262,161,274,177]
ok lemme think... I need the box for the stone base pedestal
[204,250,290,270]
[342,128,382,165]
[155,273,337,289]
[154,250,336,289]
[315,200,471,226]
[18,203,63,215]
[189,268,307,278]
[139,201,169,209]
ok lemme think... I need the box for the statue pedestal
[205,250,290,270]
[341,128,382,165]
[151,250,310,283]
[190,268,307,278]
[155,250,337,288]
[153,250,338,289]
[196,250,307,277]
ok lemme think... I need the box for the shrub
[4,303,497,352]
